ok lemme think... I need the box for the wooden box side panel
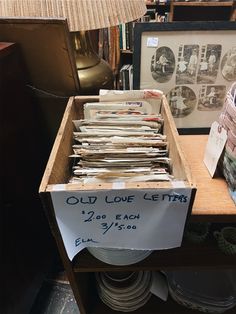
[39,96,75,191]
[161,96,194,186]
[39,96,100,191]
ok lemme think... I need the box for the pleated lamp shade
[0,0,147,94]
[0,0,147,31]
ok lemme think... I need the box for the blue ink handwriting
[75,237,99,247]
[143,193,187,203]
[105,195,135,204]
[66,196,97,205]
[101,222,137,235]
[82,210,106,222]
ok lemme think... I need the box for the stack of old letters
[69,90,172,184]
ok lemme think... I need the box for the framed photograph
[133,21,236,134]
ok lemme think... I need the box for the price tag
[51,188,192,260]
[147,37,158,47]
[203,121,227,177]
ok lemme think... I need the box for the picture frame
[133,21,236,134]
[0,17,80,95]
[0,18,80,142]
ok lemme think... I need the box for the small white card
[147,37,159,47]
[203,121,227,177]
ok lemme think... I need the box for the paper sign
[147,37,159,48]
[203,121,227,177]
[50,188,192,260]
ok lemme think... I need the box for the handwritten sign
[50,188,192,260]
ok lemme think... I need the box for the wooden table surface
[179,135,236,222]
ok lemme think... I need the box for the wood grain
[179,135,236,221]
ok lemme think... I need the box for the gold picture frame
[0,17,79,95]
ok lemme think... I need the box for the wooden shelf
[72,130,236,273]
[73,237,236,272]
[41,119,236,314]
[179,135,236,222]
[172,1,234,7]
[88,294,236,314]
[120,49,133,54]
[53,270,236,314]
[169,1,235,21]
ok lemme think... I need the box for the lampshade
[0,0,147,94]
[0,0,147,32]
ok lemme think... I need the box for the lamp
[0,0,147,94]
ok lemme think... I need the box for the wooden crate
[40,95,195,190]
[39,95,196,314]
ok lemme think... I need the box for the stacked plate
[166,270,236,313]
[87,247,152,266]
[95,271,152,312]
